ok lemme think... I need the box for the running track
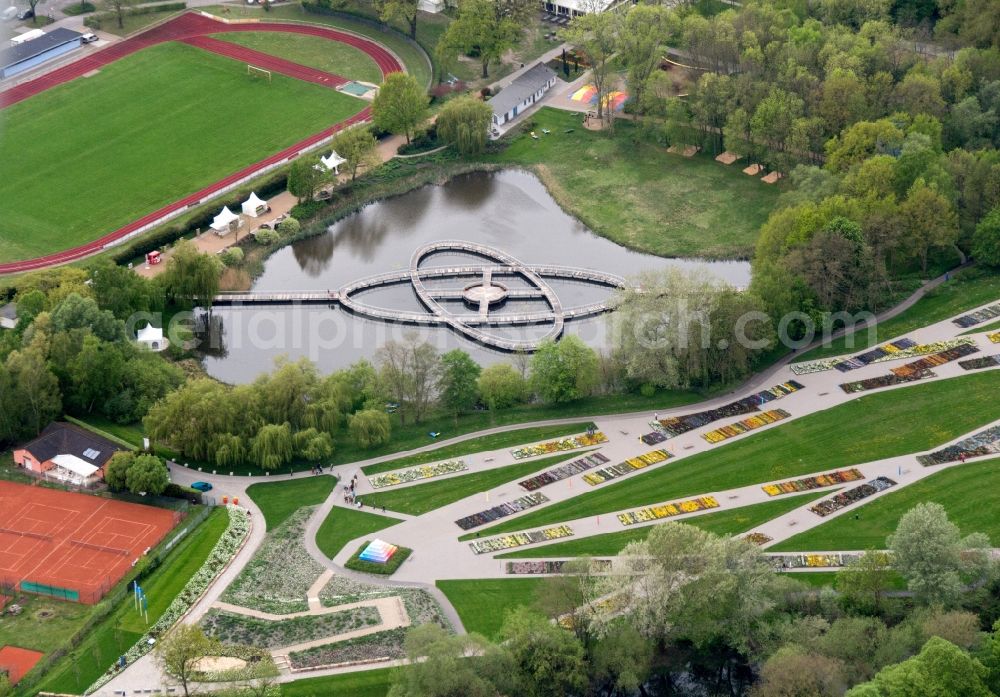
[0,12,402,274]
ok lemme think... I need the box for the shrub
[220,247,244,266]
[276,216,301,236]
[254,228,280,246]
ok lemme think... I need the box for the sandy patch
[192,656,247,672]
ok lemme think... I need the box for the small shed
[319,151,347,174]
[0,302,17,330]
[2,28,82,79]
[136,322,168,351]
[241,192,267,218]
[210,206,241,234]
[489,63,558,128]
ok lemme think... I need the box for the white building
[542,0,629,19]
[136,323,168,352]
[489,63,558,129]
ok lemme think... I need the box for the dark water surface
[201,169,751,383]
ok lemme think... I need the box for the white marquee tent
[49,454,100,486]
[320,150,347,174]
[136,322,167,351]
[241,192,267,217]
[210,206,241,234]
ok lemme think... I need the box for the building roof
[51,454,100,478]
[136,322,163,343]
[1,28,82,70]
[0,302,16,321]
[489,63,557,117]
[21,422,123,470]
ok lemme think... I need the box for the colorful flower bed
[641,381,804,442]
[87,506,252,694]
[517,452,611,491]
[511,431,608,459]
[790,339,917,374]
[702,409,791,444]
[768,553,864,570]
[959,355,1000,371]
[368,459,466,489]
[839,370,935,393]
[640,431,668,445]
[888,342,979,378]
[454,492,549,530]
[953,302,1000,328]
[505,559,613,575]
[872,337,976,363]
[469,525,574,554]
[762,468,865,496]
[617,496,719,526]
[809,477,897,517]
[743,533,772,546]
[582,449,671,486]
[917,424,1000,466]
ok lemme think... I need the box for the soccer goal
[247,64,272,83]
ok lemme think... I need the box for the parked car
[81,32,98,43]
[16,8,33,19]
[1,7,18,21]
[190,481,213,492]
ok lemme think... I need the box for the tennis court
[0,482,178,604]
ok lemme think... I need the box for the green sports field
[0,42,362,263]
[212,31,383,84]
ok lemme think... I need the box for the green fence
[20,581,80,602]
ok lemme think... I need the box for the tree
[160,240,223,308]
[375,0,419,39]
[250,423,294,470]
[90,261,161,319]
[618,5,671,115]
[751,645,847,697]
[287,159,322,203]
[477,363,526,411]
[530,336,598,403]
[125,454,168,495]
[103,0,135,29]
[104,451,134,491]
[436,95,493,155]
[69,335,126,414]
[888,502,991,606]
[372,73,429,145]
[899,178,960,274]
[561,11,619,121]
[293,427,334,462]
[349,409,391,449]
[836,549,894,614]
[499,607,587,697]
[439,0,534,79]
[156,624,219,697]
[437,349,481,420]
[5,344,61,440]
[846,636,993,697]
[331,126,380,181]
[376,335,439,423]
[973,206,1000,266]
[388,624,503,697]
[0,672,11,697]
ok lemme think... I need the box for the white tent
[210,206,240,233]
[50,454,100,485]
[136,322,167,351]
[320,150,347,174]
[241,192,267,218]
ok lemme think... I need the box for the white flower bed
[368,459,467,489]
[86,506,251,695]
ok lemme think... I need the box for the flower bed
[617,496,719,526]
[762,468,865,496]
[990,332,1000,344]
[889,342,979,378]
[768,553,864,570]
[917,424,1000,466]
[641,380,804,441]
[368,459,466,489]
[791,339,918,375]
[505,559,613,575]
[809,477,897,517]
[86,506,252,694]
[469,525,573,554]
[743,533,772,546]
[582,449,671,486]
[344,541,412,576]
[839,370,935,393]
[958,355,1000,371]
[640,431,667,445]
[517,452,611,491]
[222,507,325,615]
[454,492,550,530]
[511,432,608,459]
[200,606,381,649]
[953,302,1000,328]
[288,627,408,670]
[702,409,791,444]
[871,337,976,363]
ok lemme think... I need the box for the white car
[81,32,98,43]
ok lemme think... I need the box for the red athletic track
[0,12,402,274]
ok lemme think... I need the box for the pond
[200,169,750,384]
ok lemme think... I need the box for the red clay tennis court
[0,482,178,604]
[0,646,44,685]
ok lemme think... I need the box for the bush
[276,216,301,236]
[163,483,203,504]
[254,228,280,246]
[220,247,244,266]
[397,125,440,155]
[63,1,96,15]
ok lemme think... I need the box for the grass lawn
[91,8,185,36]
[464,370,1000,538]
[771,457,1000,551]
[495,490,829,557]
[246,475,338,530]
[786,570,908,590]
[0,42,362,263]
[364,453,579,516]
[0,594,93,657]
[436,578,544,639]
[211,31,383,83]
[316,506,402,559]
[486,108,782,259]
[362,423,592,475]
[280,667,394,697]
[962,318,1000,335]
[344,541,412,575]
[797,267,1000,361]
[32,507,229,695]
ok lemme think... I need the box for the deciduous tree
[349,409,392,449]
[156,624,219,697]
[530,336,598,403]
[125,454,169,495]
[160,240,223,308]
[104,451,134,491]
[561,10,619,121]
[330,126,380,181]
[250,423,294,470]
[476,363,526,412]
[436,95,493,155]
[372,73,429,145]
[437,349,481,420]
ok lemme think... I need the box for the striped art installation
[358,539,398,564]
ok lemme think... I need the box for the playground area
[0,482,178,604]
